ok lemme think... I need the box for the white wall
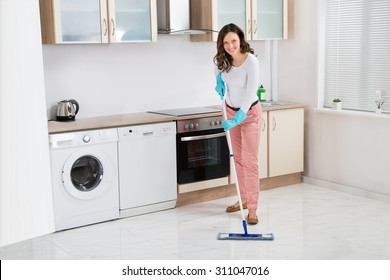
[278,0,390,197]
[0,0,54,247]
[42,0,390,199]
[43,36,267,119]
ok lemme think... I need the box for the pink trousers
[226,103,262,210]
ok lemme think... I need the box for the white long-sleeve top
[218,53,260,113]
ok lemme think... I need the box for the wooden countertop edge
[48,103,305,134]
[262,103,305,111]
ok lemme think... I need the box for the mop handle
[222,94,248,235]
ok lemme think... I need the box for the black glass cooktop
[148,107,221,116]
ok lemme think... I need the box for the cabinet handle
[103,19,108,36]
[248,19,252,35]
[110,18,116,36]
[254,19,257,34]
[262,117,266,132]
[272,117,277,131]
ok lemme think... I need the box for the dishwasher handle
[180,132,226,142]
[143,131,154,136]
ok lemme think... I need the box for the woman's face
[223,32,240,57]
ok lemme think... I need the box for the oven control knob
[184,124,189,130]
[210,121,214,126]
[82,135,91,143]
[194,123,199,129]
[189,124,194,129]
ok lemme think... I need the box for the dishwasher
[118,122,177,218]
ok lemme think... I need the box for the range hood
[157,0,217,35]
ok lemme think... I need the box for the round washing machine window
[62,151,113,200]
[70,155,103,192]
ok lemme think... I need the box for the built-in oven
[148,107,230,193]
[176,116,230,192]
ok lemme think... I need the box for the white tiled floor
[1,183,390,260]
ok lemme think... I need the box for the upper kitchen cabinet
[254,0,287,40]
[190,0,288,42]
[39,0,157,44]
[108,0,157,42]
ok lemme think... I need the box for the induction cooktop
[148,107,221,116]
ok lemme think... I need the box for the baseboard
[177,173,302,207]
[260,173,302,190]
[119,200,177,218]
[303,176,390,204]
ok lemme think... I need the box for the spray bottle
[257,85,266,102]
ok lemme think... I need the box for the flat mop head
[217,232,274,241]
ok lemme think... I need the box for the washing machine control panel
[50,128,118,149]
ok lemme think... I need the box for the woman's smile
[223,32,240,56]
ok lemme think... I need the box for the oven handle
[180,132,226,142]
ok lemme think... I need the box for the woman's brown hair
[213,23,254,73]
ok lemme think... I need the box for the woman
[214,23,262,225]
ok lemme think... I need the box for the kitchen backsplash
[43,36,267,119]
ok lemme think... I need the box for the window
[319,0,390,113]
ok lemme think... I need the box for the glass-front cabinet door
[108,0,157,42]
[39,0,156,44]
[50,0,107,43]
[189,0,287,42]
[214,0,247,40]
[252,0,287,40]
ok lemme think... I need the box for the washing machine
[49,128,119,231]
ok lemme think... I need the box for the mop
[217,94,274,241]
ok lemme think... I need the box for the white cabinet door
[229,111,267,184]
[268,108,304,177]
[259,111,268,179]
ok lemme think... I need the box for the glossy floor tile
[1,183,390,260]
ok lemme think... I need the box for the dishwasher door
[118,122,177,217]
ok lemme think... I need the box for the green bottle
[257,85,266,102]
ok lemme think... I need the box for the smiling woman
[0,0,55,246]
[213,23,262,224]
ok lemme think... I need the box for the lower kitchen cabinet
[229,111,267,184]
[229,107,304,184]
[268,108,304,177]
[259,111,268,179]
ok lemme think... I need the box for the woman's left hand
[222,109,247,131]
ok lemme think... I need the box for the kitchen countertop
[48,102,305,134]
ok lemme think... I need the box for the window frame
[317,0,390,114]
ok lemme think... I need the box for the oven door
[177,128,230,184]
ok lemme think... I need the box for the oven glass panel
[177,129,229,184]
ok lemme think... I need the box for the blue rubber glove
[222,109,247,131]
[215,72,225,100]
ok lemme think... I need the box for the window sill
[314,108,389,119]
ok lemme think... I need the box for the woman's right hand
[215,72,225,99]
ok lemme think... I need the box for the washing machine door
[62,151,112,200]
